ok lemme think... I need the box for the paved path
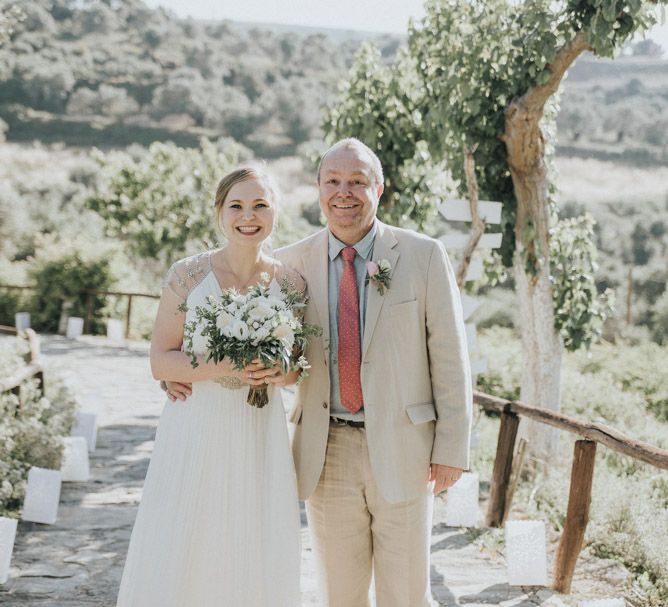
[0,336,625,606]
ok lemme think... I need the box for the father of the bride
[276,138,472,606]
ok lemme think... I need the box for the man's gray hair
[317,138,384,186]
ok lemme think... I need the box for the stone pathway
[0,336,624,606]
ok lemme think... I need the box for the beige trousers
[306,423,435,607]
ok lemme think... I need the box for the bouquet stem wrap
[248,386,269,408]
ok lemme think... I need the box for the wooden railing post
[126,294,133,339]
[553,439,597,593]
[485,409,520,527]
[84,292,95,334]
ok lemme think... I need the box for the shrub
[0,336,77,517]
[28,249,114,334]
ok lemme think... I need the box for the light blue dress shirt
[327,221,377,421]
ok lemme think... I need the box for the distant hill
[0,0,665,164]
[0,0,399,155]
[556,52,668,165]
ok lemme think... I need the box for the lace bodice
[162,250,306,303]
[161,251,306,390]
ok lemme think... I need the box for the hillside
[1,1,666,161]
[0,0,399,155]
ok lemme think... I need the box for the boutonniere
[366,259,392,295]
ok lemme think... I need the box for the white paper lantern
[578,600,625,607]
[106,318,124,341]
[0,517,18,584]
[70,412,98,452]
[21,467,61,525]
[14,312,30,331]
[66,317,84,339]
[445,472,480,527]
[60,437,90,482]
[505,520,548,586]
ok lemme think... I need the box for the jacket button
[322,402,328,409]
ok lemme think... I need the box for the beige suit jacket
[276,221,472,503]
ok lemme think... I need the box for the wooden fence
[474,389,668,593]
[0,285,160,338]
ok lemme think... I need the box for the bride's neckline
[205,250,279,294]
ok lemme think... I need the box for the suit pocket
[405,402,437,424]
[389,298,418,318]
[288,402,303,425]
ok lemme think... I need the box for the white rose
[231,319,250,340]
[379,259,391,272]
[273,323,295,349]
[215,311,234,332]
[248,304,274,320]
[252,326,271,345]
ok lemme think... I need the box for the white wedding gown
[117,255,301,607]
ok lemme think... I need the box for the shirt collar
[328,220,377,261]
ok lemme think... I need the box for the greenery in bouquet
[182,273,321,408]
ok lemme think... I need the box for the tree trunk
[510,151,563,461]
[502,33,589,461]
[514,256,563,462]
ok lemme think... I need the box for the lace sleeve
[161,252,212,304]
[275,263,306,297]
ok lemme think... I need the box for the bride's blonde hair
[214,164,281,227]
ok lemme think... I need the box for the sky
[144,0,668,50]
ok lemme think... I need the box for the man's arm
[425,240,473,471]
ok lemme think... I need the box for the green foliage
[0,287,28,326]
[575,341,668,421]
[86,138,247,263]
[28,248,114,334]
[0,336,77,517]
[322,45,457,230]
[550,214,614,350]
[0,4,23,47]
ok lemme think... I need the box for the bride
[116,166,302,607]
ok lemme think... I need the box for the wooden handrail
[0,363,43,393]
[474,390,668,469]
[0,284,159,299]
[0,284,159,338]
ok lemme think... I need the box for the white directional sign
[438,199,503,224]
[464,256,484,282]
[469,359,488,375]
[440,232,503,250]
[439,197,503,383]
[460,294,481,320]
[465,323,478,352]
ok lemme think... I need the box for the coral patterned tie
[338,247,364,413]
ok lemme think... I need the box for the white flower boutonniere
[366,259,392,295]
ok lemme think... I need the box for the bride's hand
[164,380,192,401]
[240,360,281,386]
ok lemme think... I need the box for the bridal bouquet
[182,273,321,408]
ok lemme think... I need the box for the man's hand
[165,381,192,402]
[430,464,463,495]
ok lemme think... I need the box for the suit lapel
[362,222,399,360]
[303,229,330,347]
